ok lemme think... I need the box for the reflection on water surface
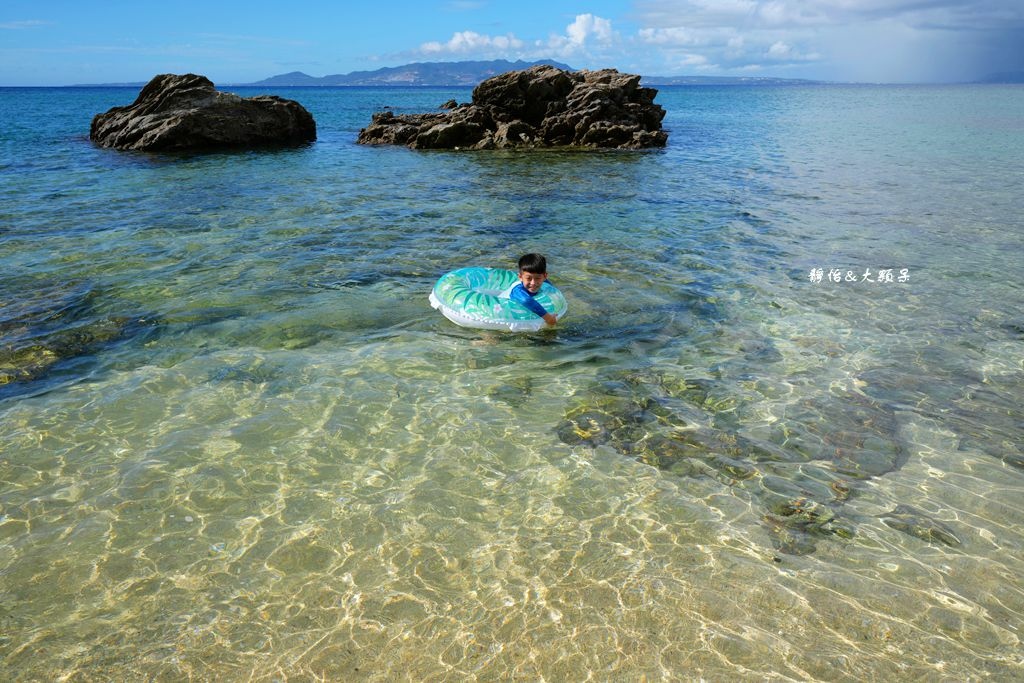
[1,84,1022,680]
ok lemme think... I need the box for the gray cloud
[634,0,1024,30]
[399,4,1022,82]
[631,0,1024,80]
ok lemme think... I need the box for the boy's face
[518,269,547,294]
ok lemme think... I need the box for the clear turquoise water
[1,84,1023,680]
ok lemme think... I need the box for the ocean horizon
[2,82,1022,680]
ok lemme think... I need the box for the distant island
[248,59,575,87]
[246,60,817,88]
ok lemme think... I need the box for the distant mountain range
[248,59,574,87]
[247,60,820,87]
[67,60,1024,89]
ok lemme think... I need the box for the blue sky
[2,0,1022,85]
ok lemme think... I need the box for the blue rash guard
[508,282,550,319]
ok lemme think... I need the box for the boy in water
[508,253,558,326]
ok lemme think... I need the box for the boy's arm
[510,284,554,321]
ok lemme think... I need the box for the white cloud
[414,9,820,74]
[638,27,709,46]
[0,20,48,30]
[676,53,710,67]
[420,31,525,55]
[757,2,825,26]
[417,14,617,61]
[540,14,619,58]
[405,2,1020,81]
[634,1,895,74]
[765,40,820,61]
[565,14,613,46]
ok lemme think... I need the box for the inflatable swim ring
[429,267,568,332]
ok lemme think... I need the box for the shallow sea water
[1,83,1023,680]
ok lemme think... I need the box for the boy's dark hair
[518,253,547,274]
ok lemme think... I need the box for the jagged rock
[416,120,487,149]
[494,120,537,147]
[90,74,316,151]
[358,65,667,150]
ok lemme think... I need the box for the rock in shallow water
[0,282,152,395]
[880,504,962,547]
[90,74,316,151]
[357,64,667,150]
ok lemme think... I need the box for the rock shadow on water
[0,281,157,400]
[207,358,283,386]
[553,301,725,360]
[554,366,962,557]
[306,268,433,291]
[879,504,961,548]
[486,376,534,408]
[858,358,1024,473]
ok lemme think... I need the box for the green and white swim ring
[428,267,568,332]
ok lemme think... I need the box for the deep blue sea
[1,83,1023,680]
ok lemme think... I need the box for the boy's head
[517,253,548,294]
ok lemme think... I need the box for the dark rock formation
[358,65,667,150]
[90,74,316,151]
